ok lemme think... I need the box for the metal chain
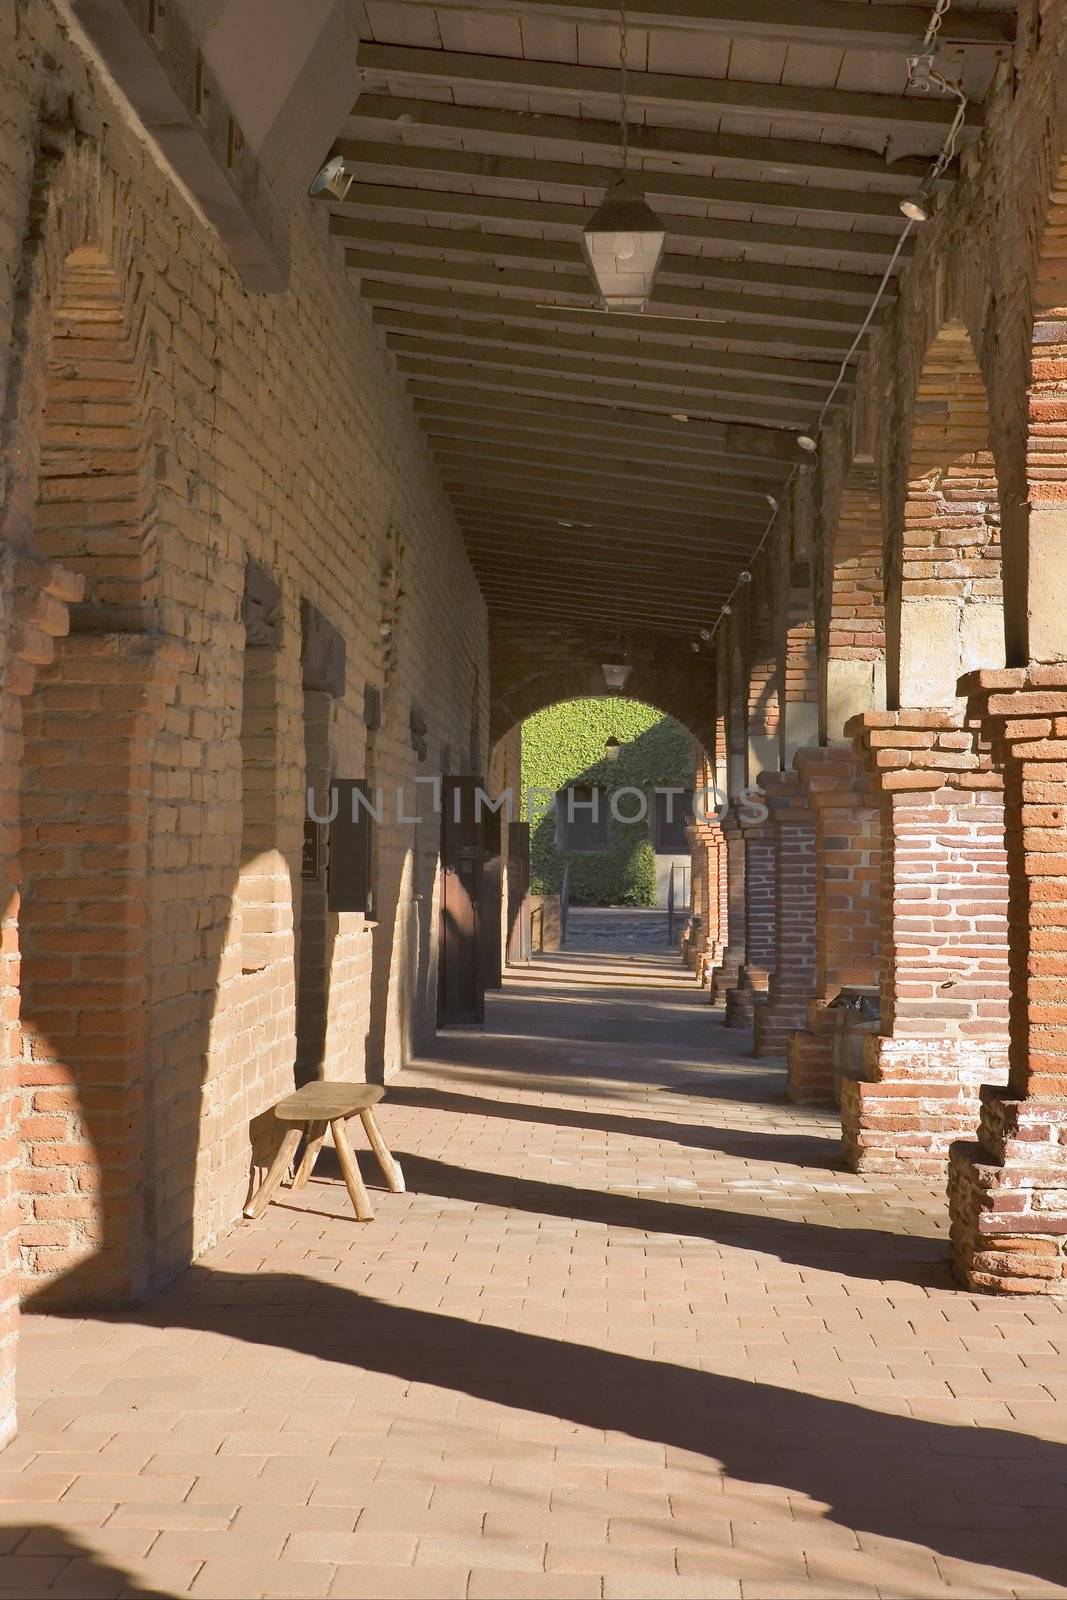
[618,0,629,171]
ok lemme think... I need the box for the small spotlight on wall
[699,628,711,642]
[309,154,353,201]
[765,495,778,510]
[738,571,753,584]
[721,604,733,616]
[690,641,700,653]
[797,434,818,453]
[900,178,935,223]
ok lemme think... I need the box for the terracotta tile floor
[5,929,1067,1598]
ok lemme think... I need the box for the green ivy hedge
[521,698,693,906]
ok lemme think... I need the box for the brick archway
[816,468,886,739]
[488,617,715,755]
[888,323,1004,710]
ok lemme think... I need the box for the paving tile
[6,941,1067,1600]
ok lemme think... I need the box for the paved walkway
[4,940,1067,1599]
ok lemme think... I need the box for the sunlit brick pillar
[687,813,723,984]
[839,711,1010,1173]
[786,746,881,1102]
[724,803,775,1030]
[753,770,816,1057]
[948,670,1067,1290]
[709,808,746,1004]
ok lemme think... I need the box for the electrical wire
[690,0,971,658]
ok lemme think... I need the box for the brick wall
[0,0,489,1362]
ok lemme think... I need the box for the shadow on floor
[315,1150,945,1285]
[386,1085,841,1167]
[110,1266,1067,1592]
[0,1526,173,1597]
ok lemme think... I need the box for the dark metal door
[481,804,504,991]
[438,776,486,1024]
[506,820,531,965]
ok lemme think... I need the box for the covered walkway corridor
[8,930,1067,1598]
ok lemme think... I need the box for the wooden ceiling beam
[424,0,1014,52]
[408,386,798,462]
[360,280,856,355]
[485,592,703,635]
[450,484,763,535]
[465,546,735,590]
[474,571,718,621]
[332,214,891,301]
[463,521,755,566]
[375,306,844,387]
[397,356,825,428]
[412,387,799,464]
[345,94,945,189]
[333,183,909,263]
[437,446,777,507]
[344,249,882,331]
[429,432,782,496]
[446,464,768,521]
[336,135,930,221]
[356,44,984,140]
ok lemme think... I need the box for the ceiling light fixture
[582,0,666,313]
[900,175,936,223]
[308,154,353,201]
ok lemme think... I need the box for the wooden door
[438,776,485,1024]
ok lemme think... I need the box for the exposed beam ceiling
[356,45,984,140]
[339,2,1006,636]
[425,0,1014,52]
[345,95,947,188]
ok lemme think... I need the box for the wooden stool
[243,1082,405,1223]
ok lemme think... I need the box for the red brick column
[786,746,881,1103]
[724,805,775,1030]
[708,809,745,1004]
[840,710,1010,1174]
[753,771,817,1057]
[949,669,1067,1292]
[686,816,722,985]
[18,634,179,1307]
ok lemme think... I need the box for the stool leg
[359,1107,406,1193]
[292,1121,328,1191]
[331,1118,375,1221]
[243,1127,302,1220]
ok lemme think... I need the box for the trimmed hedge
[521,698,693,906]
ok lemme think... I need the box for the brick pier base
[840,711,1011,1172]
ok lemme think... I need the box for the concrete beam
[67,0,290,291]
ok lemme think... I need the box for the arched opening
[889,323,1004,709]
[17,246,159,1306]
[817,469,886,740]
[491,694,706,974]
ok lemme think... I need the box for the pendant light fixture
[601,571,632,691]
[582,0,666,312]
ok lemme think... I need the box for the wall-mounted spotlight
[900,178,935,223]
[699,628,711,642]
[309,154,353,201]
[721,604,733,616]
[765,495,778,510]
[689,641,700,654]
[797,434,818,453]
[738,571,753,584]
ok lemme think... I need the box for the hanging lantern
[602,659,632,692]
[604,735,623,762]
[582,175,666,313]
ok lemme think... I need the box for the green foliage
[521,698,693,906]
